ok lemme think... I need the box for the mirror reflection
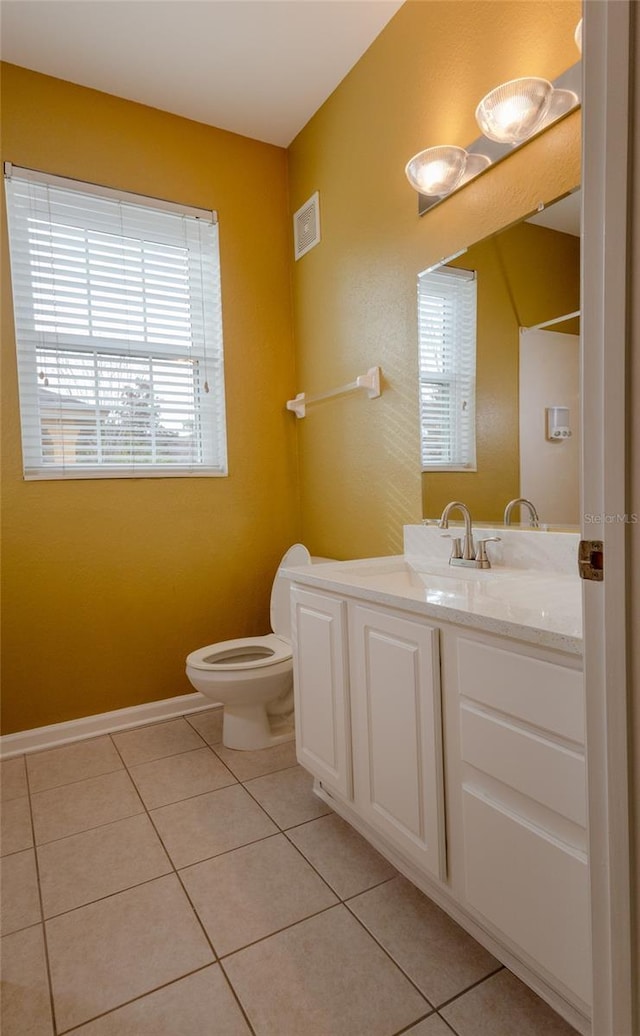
[420,190,581,529]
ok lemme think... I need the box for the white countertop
[284,555,583,656]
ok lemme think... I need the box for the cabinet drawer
[457,638,584,744]
[460,704,586,826]
[462,787,591,1006]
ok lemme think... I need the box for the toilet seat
[186,634,292,673]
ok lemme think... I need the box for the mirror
[420,189,581,529]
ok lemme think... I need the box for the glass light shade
[457,153,491,186]
[405,145,468,196]
[537,89,579,131]
[575,18,582,54]
[475,77,554,144]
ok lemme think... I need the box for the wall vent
[293,191,320,260]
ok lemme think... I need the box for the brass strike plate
[578,540,604,581]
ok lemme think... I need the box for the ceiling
[527,189,581,237]
[0,0,403,146]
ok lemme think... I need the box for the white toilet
[185,544,312,751]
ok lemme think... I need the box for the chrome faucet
[503,497,540,528]
[438,501,476,561]
[439,501,501,569]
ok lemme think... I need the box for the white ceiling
[0,0,403,146]
[527,189,581,237]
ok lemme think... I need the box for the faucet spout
[504,498,540,528]
[438,501,475,560]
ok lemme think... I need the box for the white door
[291,586,352,798]
[582,3,635,1033]
[349,604,445,879]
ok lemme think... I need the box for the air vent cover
[293,191,320,260]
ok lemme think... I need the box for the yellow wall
[0,63,299,734]
[288,0,581,559]
[423,220,581,521]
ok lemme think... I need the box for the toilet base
[222,702,295,751]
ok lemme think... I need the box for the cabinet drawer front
[460,704,586,826]
[457,639,584,744]
[292,588,352,798]
[351,606,445,879]
[462,788,591,1007]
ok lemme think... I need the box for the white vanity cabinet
[291,587,352,799]
[288,567,588,1032]
[452,636,590,1007]
[349,604,445,879]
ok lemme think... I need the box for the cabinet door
[291,587,352,798]
[350,605,445,879]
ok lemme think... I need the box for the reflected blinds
[417,265,477,471]
[4,165,227,479]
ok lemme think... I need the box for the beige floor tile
[223,904,429,1036]
[26,737,123,793]
[213,739,298,782]
[31,770,143,845]
[68,965,251,1035]
[1,796,33,856]
[38,814,172,918]
[128,747,236,809]
[185,708,224,746]
[287,813,397,899]
[440,969,579,1036]
[0,925,54,1035]
[0,849,41,935]
[405,1015,455,1035]
[348,876,500,1007]
[112,719,204,767]
[46,874,214,1032]
[151,784,277,869]
[244,765,332,829]
[181,833,337,955]
[1,756,28,801]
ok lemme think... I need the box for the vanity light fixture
[574,18,582,55]
[405,146,490,198]
[475,77,554,144]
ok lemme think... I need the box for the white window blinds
[417,265,477,471]
[4,165,227,479]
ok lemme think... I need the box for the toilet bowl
[185,544,312,751]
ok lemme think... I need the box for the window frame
[417,263,478,472]
[4,164,227,481]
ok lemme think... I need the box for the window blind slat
[5,169,227,479]
[417,265,477,471]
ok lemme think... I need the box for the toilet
[185,544,312,751]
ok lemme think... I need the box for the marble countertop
[284,555,583,656]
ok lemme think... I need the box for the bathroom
[1,1,638,1035]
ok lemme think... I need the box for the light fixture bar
[418,61,582,217]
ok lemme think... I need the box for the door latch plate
[578,539,604,581]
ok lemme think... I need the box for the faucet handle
[441,534,463,559]
[475,536,501,564]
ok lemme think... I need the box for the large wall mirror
[420,188,581,530]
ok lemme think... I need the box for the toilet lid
[270,543,311,639]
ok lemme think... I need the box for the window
[4,165,227,479]
[417,264,477,471]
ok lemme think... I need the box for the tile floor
[0,708,580,1035]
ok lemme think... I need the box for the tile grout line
[23,755,59,1036]
[106,731,259,1036]
[55,962,217,1036]
[431,962,505,1013]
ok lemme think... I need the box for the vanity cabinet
[291,587,352,799]
[350,605,445,879]
[454,637,590,1006]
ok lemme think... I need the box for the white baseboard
[0,693,221,759]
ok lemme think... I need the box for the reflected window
[417,265,477,471]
